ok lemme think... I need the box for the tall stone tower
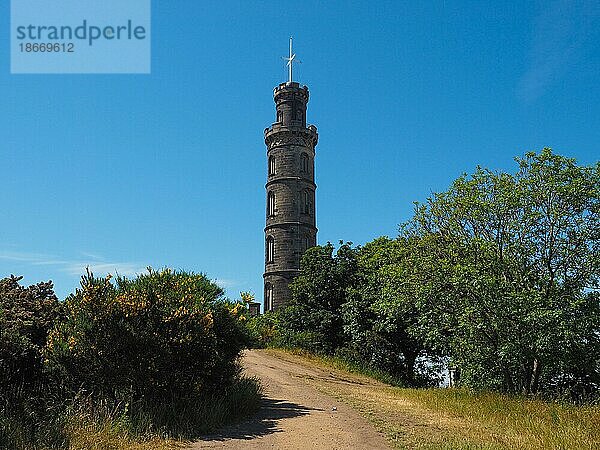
[263,51,318,311]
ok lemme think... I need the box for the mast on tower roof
[282,36,300,83]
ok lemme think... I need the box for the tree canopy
[275,149,600,400]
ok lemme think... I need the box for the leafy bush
[1,270,261,448]
[245,312,280,348]
[0,276,65,449]
[0,276,61,390]
[46,268,249,403]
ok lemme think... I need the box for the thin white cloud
[0,250,145,278]
[0,250,61,264]
[63,262,147,277]
[78,251,105,261]
[517,0,599,102]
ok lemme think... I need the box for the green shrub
[46,268,249,404]
[245,311,325,352]
[245,312,281,348]
[0,276,61,391]
[0,276,64,449]
[1,270,261,447]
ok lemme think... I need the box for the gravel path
[190,349,390,449]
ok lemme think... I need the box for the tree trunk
[504,368,515,393]
[530,358,541,394]
[404,351,418,386]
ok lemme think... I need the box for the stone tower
[263,80,318,311]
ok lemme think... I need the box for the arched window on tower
[266,236,274,263]
[303,190,309,214]
[277,110,282,123]
[268,191,276,217]
[269,156,276,176]
[301,153,309,173]
[264,282,273,312]
[302,190,313,215]
[296,109,303,122]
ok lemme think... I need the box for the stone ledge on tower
[264,126,318,149]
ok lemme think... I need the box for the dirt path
[191,349,390,449]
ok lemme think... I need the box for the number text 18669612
[20,43,74,52]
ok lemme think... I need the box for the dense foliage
[0,276,64,447]
[0,276,61,390]
[277,243,358,354]
[406,149,600,398]
[0,270,258,449]
[47,269,248,402]
[269,149,600,400]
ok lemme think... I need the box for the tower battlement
[273,82,309,101]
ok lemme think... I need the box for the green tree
[343,237,438,386]
[279,242,358,354]
[403,148,600,397]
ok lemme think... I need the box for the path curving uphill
[191,349,390,449]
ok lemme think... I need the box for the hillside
[196,349,600,450]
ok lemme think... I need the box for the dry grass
[64,377,262,450]
[1,377,261,450]
[66,419,184,450]
[267,349,600,450]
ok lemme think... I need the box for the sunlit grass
[269,348,600,450]
[398,388,600,450]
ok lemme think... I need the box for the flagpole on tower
[283,36,298,83]
[289,37,293,82]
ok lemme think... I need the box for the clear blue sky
[1,0,599,303]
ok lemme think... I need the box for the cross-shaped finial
[283,36,300,83]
